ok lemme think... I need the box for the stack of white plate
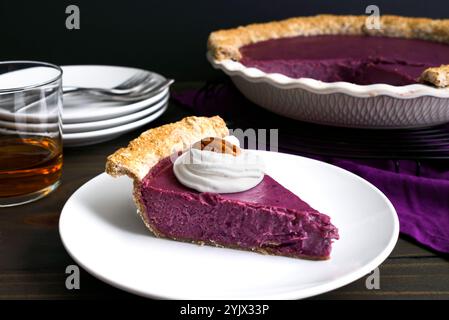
[62,65,170,147]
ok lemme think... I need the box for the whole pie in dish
[106,116,339,260]
[208,15,449,87]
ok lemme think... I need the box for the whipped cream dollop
[173,136,265,193]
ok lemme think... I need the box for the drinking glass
[0,61,63,207]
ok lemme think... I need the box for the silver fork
[63,71,155,96]
[90,79,174,102]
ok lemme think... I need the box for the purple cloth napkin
[173,84,449,254]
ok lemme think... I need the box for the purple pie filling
[139,157,339,259]
[240,35,449,85]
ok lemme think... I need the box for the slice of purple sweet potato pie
[106,116,338,260]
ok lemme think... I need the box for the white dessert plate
[63,103,167,147]
[62,65,170,124]
[62,94,168,133]
[59,151,399,299]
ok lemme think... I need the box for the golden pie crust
[421,65,449,87]
[106,116,228,181]
[208,14,449,87]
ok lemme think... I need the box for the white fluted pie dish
[209,54,449,129]
[205,14,449,128]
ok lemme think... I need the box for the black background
[0,0,448,80]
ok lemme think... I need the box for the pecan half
[192,137,241,156]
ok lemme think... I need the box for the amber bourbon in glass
[0,61,63,206]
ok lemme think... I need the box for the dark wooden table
[1,83,449,300]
